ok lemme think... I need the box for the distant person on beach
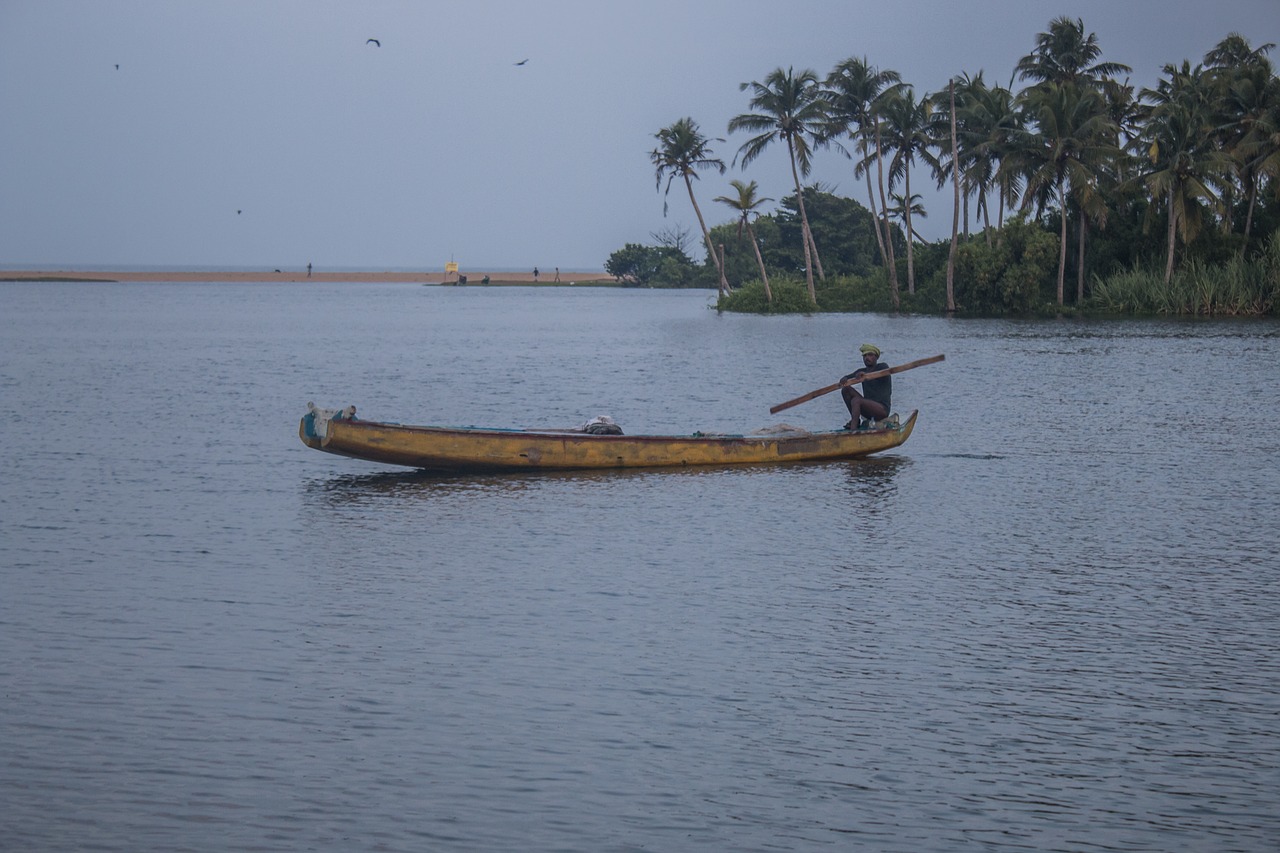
[555,267,560,282]
[841,344,891,429]
[533,267,539,281]
[307,262,312,278]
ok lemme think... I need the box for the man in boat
[841,343,890,429]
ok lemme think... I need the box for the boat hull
[300,410,918,472]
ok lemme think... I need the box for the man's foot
[843,420,854,430]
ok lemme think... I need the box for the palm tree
[1015,82,1119,304]
[1016,16,1132,90]
[888,192,928,241]
[823,57,902,269]
[1204,32,1277,70]
[990,83,1029,245]
[729,67,829,305]
[947,78,961,313]
[651,118,729,295]
[714,179,774,302]
[872,116,901,308]
[878,85,938,294]
[1238,85,1280,241]
[1204,35,1278,246]
[951,73,1023,243]
[1136,62,1232,283]
[1015,16,1130,304]
[941,72,982,240]
[1100,76,1143,160]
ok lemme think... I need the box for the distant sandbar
[1,269,614,285]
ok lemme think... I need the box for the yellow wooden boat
[300,404,918,472]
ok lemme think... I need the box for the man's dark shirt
[845,361,891,410]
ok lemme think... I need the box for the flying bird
[367,38,380,47]
[514,58,528,65]
[114,64,119,70]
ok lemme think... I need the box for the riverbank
[0,269,615,285]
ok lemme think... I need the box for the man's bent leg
[860,399,889,421]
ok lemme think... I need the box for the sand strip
[0,269,613,284]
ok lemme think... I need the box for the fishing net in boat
[581,415,623,435]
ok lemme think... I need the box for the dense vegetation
[606,18,1280,316]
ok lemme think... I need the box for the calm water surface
[2,282,1278,851]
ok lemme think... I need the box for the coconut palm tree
[946,77,961,313]
[989,86,1029,245]
[823,57,902,269]
[1015,82,1120,304]
[1238,85,1280,241]
[1204,32,1276,70]
[729,67,829,305]
[870,116,901,308]
[1100,76,1143,160]
[714,179,774,302]
[651,118,729,295]
[1204,35,1278,245]
[951,73,1023,243]
[1014,16,1130,303]
[1016,16,1131,90]
[1136,62,1232,283]
[939,72,982,241]
[888,192,928,241]
[877,86,938,294]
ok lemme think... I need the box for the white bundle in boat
[580,415,623,435]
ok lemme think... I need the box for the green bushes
[813,271,896,312]
[717,270,911,314]
[951,216,1058,313]
[604,243,705,287]
[713,224,1279,317]
[716,277,817,313]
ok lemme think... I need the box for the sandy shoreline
[0,269,614,284]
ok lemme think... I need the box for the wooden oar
[769,354,945,414]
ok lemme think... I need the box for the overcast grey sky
[2,0,1276,271]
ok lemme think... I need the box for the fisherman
[841,343,891,429]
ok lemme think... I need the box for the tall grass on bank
[1090,232,1280,316]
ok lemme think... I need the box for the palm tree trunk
[947,79,959,313]
[1244,176,1258,250]
[996,185,1006,247]
[875,125,900,307]
[1165,186,1177,285]
[788,140,817,305]
[904,162,915,294]
[794,158,825,281]
[1056,182,1068,306]
[1076,215,1087,304]
[686,174,728,296]
[865,160,888,266]
[982,192,992,247]
[747,222,771,302]
[808,227,826,280]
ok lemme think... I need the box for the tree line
[606,17,1280,316]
